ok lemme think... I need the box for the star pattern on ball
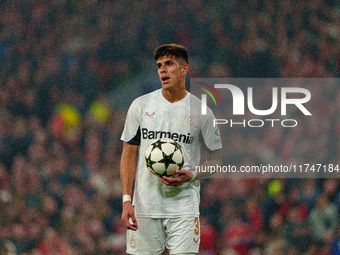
[145,138,184,177]
[157,151,173,171]
[145,153,154,167]
[152,139,167,150]
[171,141,182,151]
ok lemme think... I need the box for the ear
[182,64,189,75]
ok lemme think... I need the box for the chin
[162,84,173,90]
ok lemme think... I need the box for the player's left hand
[160,169,192,186]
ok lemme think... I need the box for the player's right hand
[121,201,138,231]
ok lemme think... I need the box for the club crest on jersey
[129,237,138,249]
[146,111,155,119]
[184,115,197,126]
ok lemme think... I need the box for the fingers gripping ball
[145,138,184,177]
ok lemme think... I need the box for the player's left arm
[160,148,222,186]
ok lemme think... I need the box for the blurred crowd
[1,0,340,254]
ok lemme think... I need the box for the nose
[159,64,167,73]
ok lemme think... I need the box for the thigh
[164,217,200,255]
[126,217,166,255]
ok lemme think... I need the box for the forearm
[160,149,222,186]
[120,142,139,230]
[191,149,222,179]
[197,153,221,179]
[120,142,138,197]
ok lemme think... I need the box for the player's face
[156,55,188,91]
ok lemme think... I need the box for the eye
[164,61,173,66]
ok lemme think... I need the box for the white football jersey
[121,89,222,218]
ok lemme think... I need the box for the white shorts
[126,216,200,255]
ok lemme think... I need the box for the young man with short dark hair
[120,43,222,255]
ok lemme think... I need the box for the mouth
[161,76,170,83]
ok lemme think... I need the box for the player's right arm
[120,141,138,231]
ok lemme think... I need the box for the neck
[161,87,187,103]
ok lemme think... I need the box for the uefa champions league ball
[145,138,184,177]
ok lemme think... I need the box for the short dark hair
[153,44,189,64]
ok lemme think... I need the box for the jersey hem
[135,213,200,218]
[208,145,223,151]
[169,250,199,255]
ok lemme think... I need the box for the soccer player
[120,44,222,255]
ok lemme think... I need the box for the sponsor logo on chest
[141,128,194,144]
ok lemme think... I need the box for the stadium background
[1,0,340,254]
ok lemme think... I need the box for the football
[145,138,184,177]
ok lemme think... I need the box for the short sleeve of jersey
[121,99,142,145]
[200,107,222,151]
